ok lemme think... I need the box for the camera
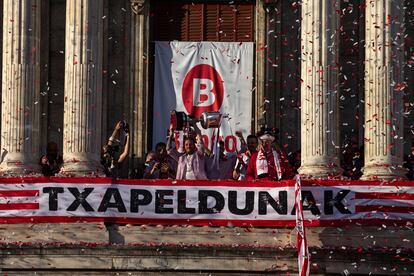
[106,144,119,153]
[110,145,120,152]
[120,120,129,133]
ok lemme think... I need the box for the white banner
[153,41,254,152]
[0,178,413,226]
[295,176,310,276]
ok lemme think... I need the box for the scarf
[211,124,221,171]
[256,148,282,180]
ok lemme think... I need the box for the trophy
[170,110,223,130]
[199,111,222,129]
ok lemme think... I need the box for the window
[152,1,254,42]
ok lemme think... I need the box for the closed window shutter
[152,1,253,42]
[205,4,219,41]
[218,5,235,41]
[236,5,254,41]
[187,4,204,41]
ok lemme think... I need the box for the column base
[361,165,407,181]
[59,160,104,177]
[298,165,343,179]
[0,161,41,176]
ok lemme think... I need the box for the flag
[211,123,221,171]
[153,41,253,152]
[295,175,310,276]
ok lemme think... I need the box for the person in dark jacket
[39,142,63,176]
[101,121,130,178]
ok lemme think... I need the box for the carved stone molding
[131,0,146,15]
[129,0,150,159]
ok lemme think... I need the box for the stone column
[129,0,149,159]
[362,0,406,180]
[298,0,341,178]
[255,0,266,130]
[0,0,41,175]
[61,0,103,175]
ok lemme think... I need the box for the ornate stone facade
[0,0,412,179]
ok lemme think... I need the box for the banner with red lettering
[295,176,310,276]
[153,41,254,152]
[0,178,413,226]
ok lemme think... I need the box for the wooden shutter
[236,5,253,41]
[218,5,235,41]
[187,4,204,41]
[204,4,219,41]
[152,1,254,42]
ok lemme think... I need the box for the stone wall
[0,224,412,275]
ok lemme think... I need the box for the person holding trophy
[167,124,209,180]
[169,110,237,180]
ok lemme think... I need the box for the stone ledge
[0,223,412,250]
[0,245,412,275]
[0,224,412,275]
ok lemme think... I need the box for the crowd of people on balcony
[39,120,414,181]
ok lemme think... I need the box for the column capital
[131,0,146,15]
